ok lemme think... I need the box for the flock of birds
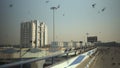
[9,1,106,16]
[45,0,65,16]
[92,3,106,13]
[45,1,106,15]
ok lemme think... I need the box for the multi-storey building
[20,20,48,48]
[40,22,48,47]
[51,41,79,49]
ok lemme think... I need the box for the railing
[0,46,96,68]
[0,50,76,68]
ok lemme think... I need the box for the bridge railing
[0,50,76,68]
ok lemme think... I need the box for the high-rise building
[20,20,48,48]
[40,22,48,47]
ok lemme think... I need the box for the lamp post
[50,7,58,43]
[50,6,58,64]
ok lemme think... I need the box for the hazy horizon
[0,0,120,45]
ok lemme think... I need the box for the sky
[0,0,120,45]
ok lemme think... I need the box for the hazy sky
[0,0,120,45]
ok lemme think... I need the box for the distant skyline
[0,0,120,45]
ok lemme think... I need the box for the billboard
[87,36,97,43]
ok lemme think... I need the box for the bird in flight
[101,7,106,12]
[45,0,49,3]
[63,14,65,16]
[57,5,60,8]
[9,4,13,7]
[92,3,96,8]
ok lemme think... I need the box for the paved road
[90,46,120,68]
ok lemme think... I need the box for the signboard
[87,36,97,43]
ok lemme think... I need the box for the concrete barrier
[85,57,95,68]
[51,48,97,68]
[31,60,45,68]
[85,48,98,68]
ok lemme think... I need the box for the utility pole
[50,6,58,64]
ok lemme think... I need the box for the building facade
[51,41,80,49]
[40,22,48,47]
[20,20,48,48]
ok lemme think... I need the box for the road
[90,46,120,68]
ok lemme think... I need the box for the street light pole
[50,6,58,64]
[50,7,57,43]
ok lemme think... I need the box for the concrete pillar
[31,60,45,68]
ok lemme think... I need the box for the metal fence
[0,50,75,68]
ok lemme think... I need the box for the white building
[40,22,48,47]
[20,20,48,48]
[51,41,80,49]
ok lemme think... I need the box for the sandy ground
[89,46,120,68]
